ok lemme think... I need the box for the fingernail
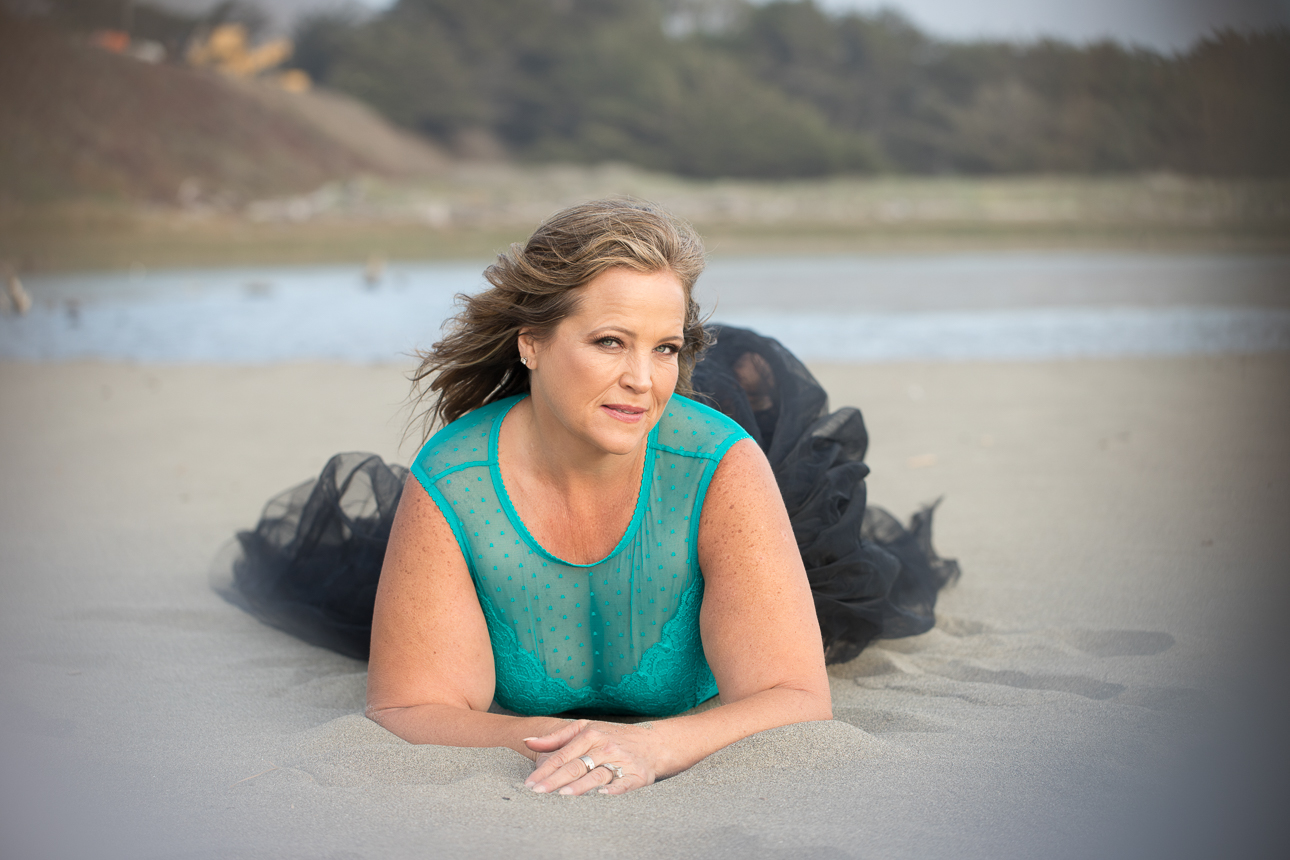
[521,737,538,742]
[558,787,573,795]
[531,785,547,794]
[597,788,609,794]
[523,780,534,788]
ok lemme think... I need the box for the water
[2,253,1288,363]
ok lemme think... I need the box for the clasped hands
[523,718,662,796]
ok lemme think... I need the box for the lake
[3,252,1288,363]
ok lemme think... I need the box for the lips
[602,403,647,423]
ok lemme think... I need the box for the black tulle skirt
[214,325,959,665]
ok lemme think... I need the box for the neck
[512,397,646,496]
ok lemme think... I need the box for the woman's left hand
[523,719,664,796]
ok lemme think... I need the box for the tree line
[28,0,1290,178]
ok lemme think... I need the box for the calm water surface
[3,252,1288,363]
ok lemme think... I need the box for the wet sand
[1,355,1287,859]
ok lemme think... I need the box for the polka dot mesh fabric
[410,395,751,716]
[214,327,960,715]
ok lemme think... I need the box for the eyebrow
[593,325,684,342]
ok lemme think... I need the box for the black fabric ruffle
[214,453,407,660]
[692,325,960,663]
[215,325,959,664]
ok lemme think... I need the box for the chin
[589,415,654,455]
[596,429,651,456]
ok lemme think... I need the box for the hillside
[0,15,446,206]
[291,0,1290,179]
[1,11,1285,272]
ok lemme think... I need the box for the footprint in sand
[834,617,1205,713]
[1114,685,1212,714]
[931,617,1176,659]
[833,706,949,734]
[1052,628,1176,658]
[929,662,1126,700]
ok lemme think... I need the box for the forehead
[571,267,686,326]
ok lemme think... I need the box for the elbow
[775,680,833,723]
[365,698,414,730]
[807,688,833,722]
[364,701,426,745]
[801,674,833,721]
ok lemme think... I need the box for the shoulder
[695,435,793,574]
[652,394,751,461]
[411,396,518,484]
[698,438,779,527]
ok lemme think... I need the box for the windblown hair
[409,198,709,442]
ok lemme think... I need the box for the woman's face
[521,266,687,459]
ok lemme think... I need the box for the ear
[517,330,537,368]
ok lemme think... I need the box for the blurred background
[0,0,1288,361]
[5,8,1290,860]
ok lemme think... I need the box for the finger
[522,719,586,753]
[557,763,616,796]
[597,772,643,795]
[528,751,598,794]
[524,726,601,788]
[525,745,584,789]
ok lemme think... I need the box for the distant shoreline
[3,172,1287,273]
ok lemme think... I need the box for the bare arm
[364,479,567,755]
[524,438,831,794]
[367,442,830,794]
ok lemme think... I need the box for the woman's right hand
[522,719,666,796]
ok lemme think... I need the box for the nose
[620,348,653,393]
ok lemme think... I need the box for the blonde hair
[409,198,709,442]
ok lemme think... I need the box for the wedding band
[598,762,624,780]
[578,754,596,774]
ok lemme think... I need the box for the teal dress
[409,394,751,716]
[219,327,961,696]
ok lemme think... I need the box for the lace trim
[483,568,717,716]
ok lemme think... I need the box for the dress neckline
[488,395,657,568]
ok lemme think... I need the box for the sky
[814,0,1290,53]
[152,0,1290,51]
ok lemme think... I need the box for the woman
[369,198,830,796]
[219,198,956,796]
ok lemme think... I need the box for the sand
[1,355,1288,859]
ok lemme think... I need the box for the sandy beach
[2,354,1288,859]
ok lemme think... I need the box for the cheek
[561,348,619,389]
[655,357,681,390]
